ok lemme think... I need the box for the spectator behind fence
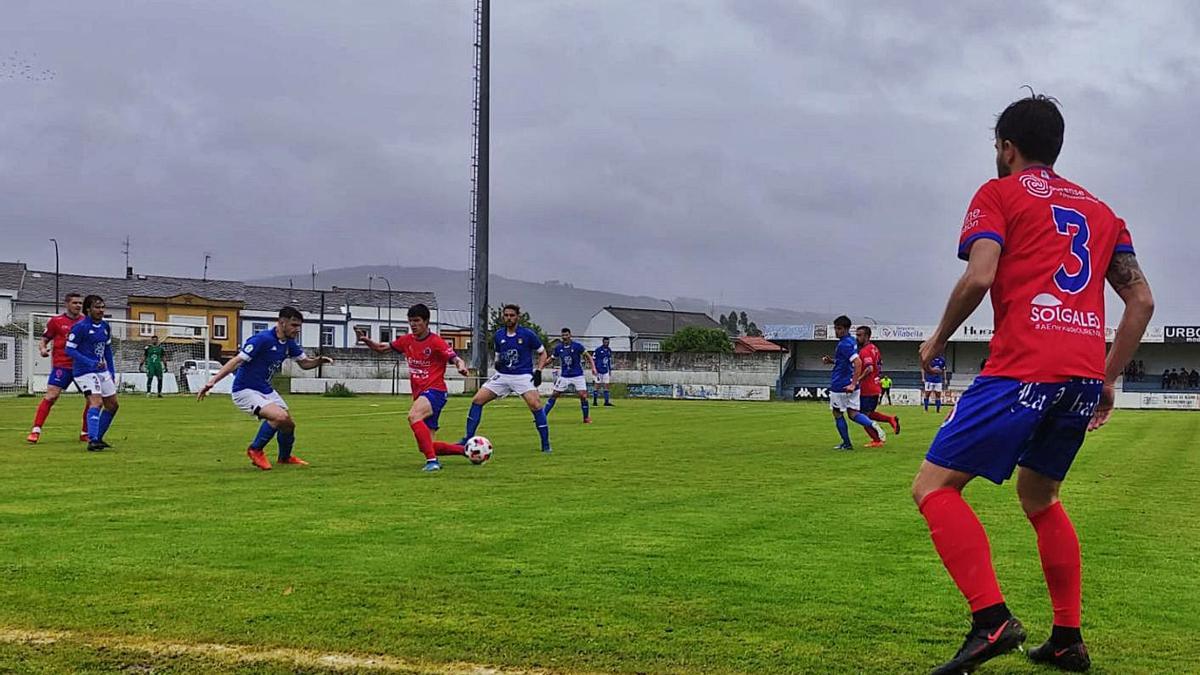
[1162,369,1170,389]
[1137,360,1146,382]
[1191,369,1200,389]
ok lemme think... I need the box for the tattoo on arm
[1106,252,1146,292]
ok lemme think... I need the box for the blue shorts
[47,368,75,390]
[926,376,1102,485]
[420,389,448,430]
[860,395,880,414]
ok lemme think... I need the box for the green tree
[661,326,732,353]
[745,321,763,337]
[738,312,749,333]
[488,305,549,347]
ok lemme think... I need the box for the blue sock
[543,397,557,415]
[592,391,599,405]
[277,430,295,461]
[581,399,589,420]
[533,409,550,450]
[97,408,117,440]
[851,412,874,429]
[604,390,610,404]
[86,406,101,441]
[464,403,483,440]
[923,397,929,411]
[251,420,276,450]
[936,399,942,413]
[835,417,851,446]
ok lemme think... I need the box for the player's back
[961,166,1133,381]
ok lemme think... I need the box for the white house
[583,306,723,352]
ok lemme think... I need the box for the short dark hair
[857,325,872,337]
[561,327,571,334]
[83,294,104,311]
[602,336,610,341]
[278,306,304,322]
[995,92,1064,166]
[833,315,852,329]
[65,292,82,301]
[407,303,430,321]
[502,303,521,314]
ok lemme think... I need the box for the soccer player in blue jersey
[591,337,614,407]
[542,328,598,423]
[820,315,882,450]
[458,304,553,453]
[924,354,947,412]
[197,307,333,470]
[66,295,120,452]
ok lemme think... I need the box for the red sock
[918,488,1005,612]
[868,411,895,426]
[32,399,54,428]
[433,441,465,456]
[410,420,436,460]
[1029,501,1082,628]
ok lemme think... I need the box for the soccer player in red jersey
[910,94,1154,674]
[357,303,470,472]
[26,292,90,443]
[855,326,899,441]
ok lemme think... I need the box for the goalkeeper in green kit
[141,335,168,397]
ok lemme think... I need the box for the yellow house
[127,293,244,357]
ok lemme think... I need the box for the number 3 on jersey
[1051,205,1091,294]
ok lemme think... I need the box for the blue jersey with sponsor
[232,328,305,394]
[830,335,858,390]
[494,327,543,375]
[66,319,114,376]
[926,356,947,383]
[554,341,587,378]
[593,346,613,374]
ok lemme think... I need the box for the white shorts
[829,390,861,412]
[924,381,945,393]
[553,375,588,393]
[76,372,117,398]
[594,372,611,385]
[483,372,537,398]
[232,389,289,417]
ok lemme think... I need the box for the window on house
[251,322,269,333]
[139,312,155,337]
[320,325,335,348]
[212,316,228,340]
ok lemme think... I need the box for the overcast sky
[2,0,1197,323]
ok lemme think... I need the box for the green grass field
[0,395,1197,674]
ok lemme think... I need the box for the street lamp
[376,275,393,340]
[49,238,59,313]
[660,298,676,334]
[368,276,380,326]
[863,315,879,326]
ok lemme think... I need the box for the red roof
[734,336,786,353]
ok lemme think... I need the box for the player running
[542,328,598,424]
[911,93,1154,674]
[357,304,470,472]
[66,295,120,452]
[591,337,615,407]
[924,353,947,413]
[458,303,552,453]
[821,315,883,450]
[26,292,89,443]
[140,335,168,397]
[855,325,900,438]
[197,307,332,470]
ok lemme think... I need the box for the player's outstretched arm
[295,354,334,371]
[920,239,1000,371]
[452,356,470,377]
[1091,252,1154,431]
[584,351,598,375]
[355,329,392,354]
[197,357,242,401]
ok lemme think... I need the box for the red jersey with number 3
[959,166,1134,382]
[390,332,458,397]
[859,343,883,396]
[44,313,82,369]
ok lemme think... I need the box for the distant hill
[250,265,848,334]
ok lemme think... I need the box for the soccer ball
[464,436,493,465]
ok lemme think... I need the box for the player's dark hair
[82,294,104,311]
[407,303,430,321]
[833,315,852,330]
[857,325,872,337]
[502,303,521,314]
[561,327,571,334]
[278,306,304,322]
[995,90,1064,166]
[65,292,81,301]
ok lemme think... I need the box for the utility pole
[468,0,490,386]
[203,253,211,281]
